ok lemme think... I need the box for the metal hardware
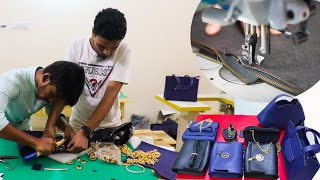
[248,154,264,162]
[217,151,230,159]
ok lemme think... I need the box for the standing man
[65,8,132,153]
[0,61,85,155]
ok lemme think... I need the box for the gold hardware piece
[66,160,74,165]
[80,160,87,164]
[248,154,264,162]
[250,130,272,154]
[76,165,82,170]
[276,142,282,154]
[194,119,213,132]
[120,144,161,166]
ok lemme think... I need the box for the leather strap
[188,140,199,166]
[295,126,320,154]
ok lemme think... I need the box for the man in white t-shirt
[65,8,132,153]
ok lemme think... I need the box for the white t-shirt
[65,36,132,131]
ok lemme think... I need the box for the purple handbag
[209,142,243,178]
[281,122,320,180]
[164,75,199,102]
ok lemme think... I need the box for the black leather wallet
[244,142,278,179]
[172,140,211,176]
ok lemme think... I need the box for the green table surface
[0,139,158,180]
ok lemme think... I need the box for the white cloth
[65,36,132,131]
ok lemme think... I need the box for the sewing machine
[201,0,316,65]
[193,0,317,102]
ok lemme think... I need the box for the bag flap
[190,141,209,169]
[247,142,277,174]
[172,140,197,170]
[211,142,243,173]
[243,126,280,143]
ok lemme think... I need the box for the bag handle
[274,94,294,103]
[173,75,195,90]
[295,126,320,154]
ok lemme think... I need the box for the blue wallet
[182,120,219,142]
[208,142,243,178]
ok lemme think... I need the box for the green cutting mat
[0,139,158,180]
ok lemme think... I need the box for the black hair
[93,8,127,40]
[44,61,85,106]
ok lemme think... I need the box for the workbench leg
[175,112,200,151]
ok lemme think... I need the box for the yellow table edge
[155,95,211,112]
[197,97,234,107]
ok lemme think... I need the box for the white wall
[0,0,220,123]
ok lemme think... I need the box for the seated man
[65,8,132,153]
[0,61,85,155]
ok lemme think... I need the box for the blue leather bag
[257,94,305,129]
[281,122,320,180]
[164,75,199,102]
[208,142,243,178]
[182,120,219,142]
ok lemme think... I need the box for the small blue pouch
[182,120,219,142]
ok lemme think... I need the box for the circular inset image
[191,0,320,102]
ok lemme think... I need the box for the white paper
[48,149,89,164]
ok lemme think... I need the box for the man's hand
[67,129,88,153]
[33,137,56,155]
[63,127,76,141]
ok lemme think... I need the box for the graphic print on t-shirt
[78,62,113,97]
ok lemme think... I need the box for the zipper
[192,41,302,95]
[244,65,301,95]
[192,41,250,84]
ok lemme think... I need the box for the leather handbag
[244,142,278,179]
[281,122,320,180]
[242,126,280,143]
[208,142,243,178]
[257,94,305,129]
[172,140,211,176]
[182,120,219,142]
[164,75,199,102]
[90,122,133,146]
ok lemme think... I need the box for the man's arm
[86,81,122,129]
[55,114,76,140]
[42,99,65,139]
[0,80,56,155]
[67,81,122,152]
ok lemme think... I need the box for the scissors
[0,155,18,170]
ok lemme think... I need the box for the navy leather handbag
[208,142,243,178]
[164,75,199,102]
[257,94,305,129]
[281,122,320,180]
[172,140,211,176]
